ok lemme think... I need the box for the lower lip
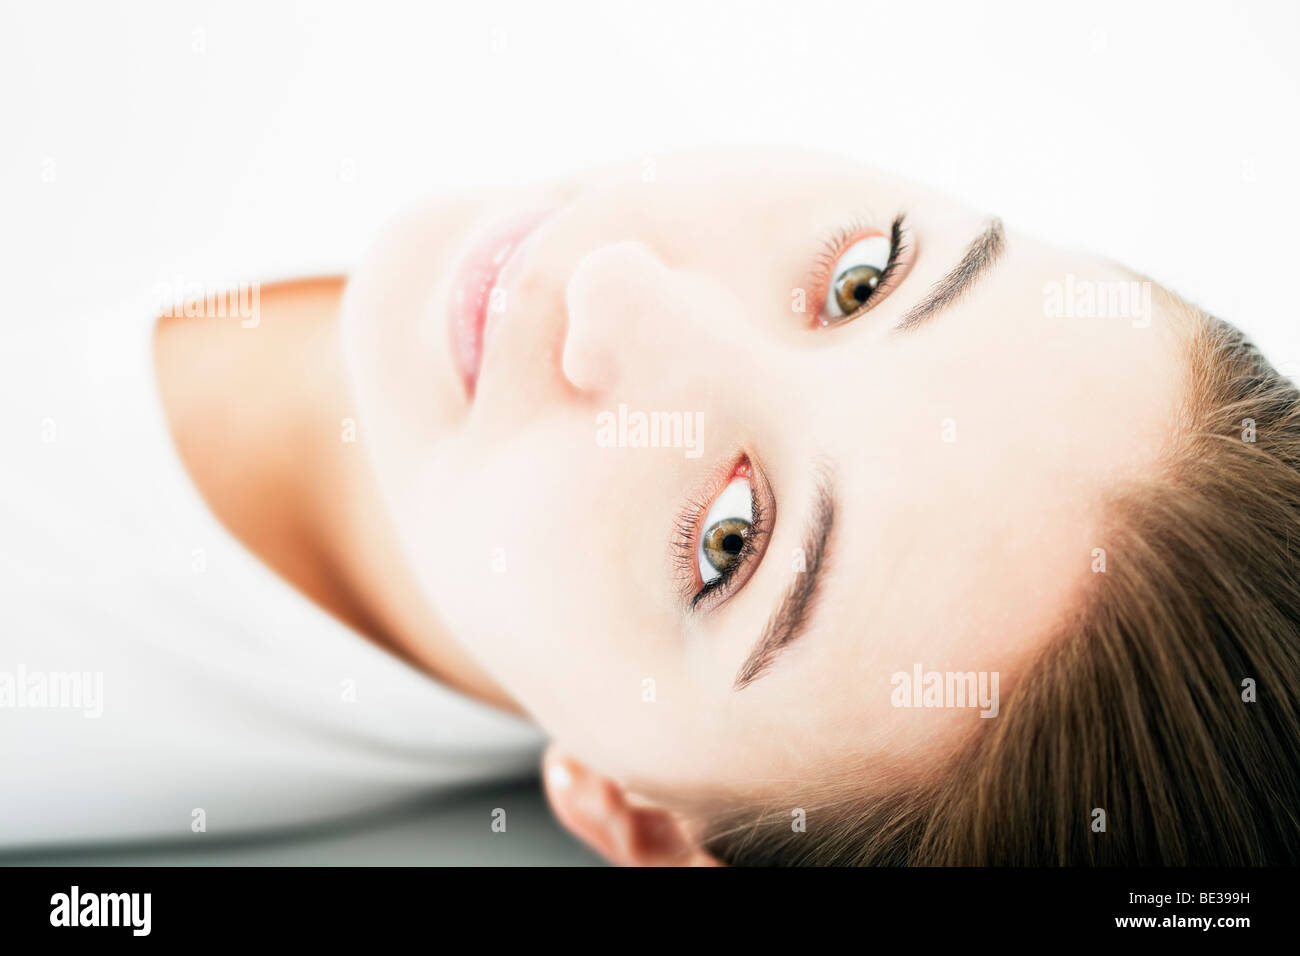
[447,208,554,399]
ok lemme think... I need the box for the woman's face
[340,149,1182,809]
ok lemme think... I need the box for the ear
[542,745,723,867]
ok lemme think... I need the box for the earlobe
[541,746,724,867]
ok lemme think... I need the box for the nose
[562,239,698,397]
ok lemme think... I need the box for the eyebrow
[733,470,835,690]
[894,217,1006,333]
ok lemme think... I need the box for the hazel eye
[697,478,753,585]
[702,517,750,576]
[822,233,892,322]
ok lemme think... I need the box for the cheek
[415,451,589,655]
[398,431,640,701]
[402,429,737,784]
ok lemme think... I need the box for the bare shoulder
[153,276,347,439]
[151,275,352,590]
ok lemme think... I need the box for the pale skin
[154,149,1185,865]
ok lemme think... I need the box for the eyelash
[810,212,909,325]
[673,476,770,611]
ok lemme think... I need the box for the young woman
[5,149,1298,864]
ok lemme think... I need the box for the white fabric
[0,295,545,852]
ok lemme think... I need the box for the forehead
[751,232,1185,763]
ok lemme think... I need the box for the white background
[2,0,1297,376]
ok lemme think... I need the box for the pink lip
[447,208,554,399]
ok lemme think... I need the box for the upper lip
[447,207,555,399]
[484,216,549,342]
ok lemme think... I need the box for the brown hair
[705,302,1300,865]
